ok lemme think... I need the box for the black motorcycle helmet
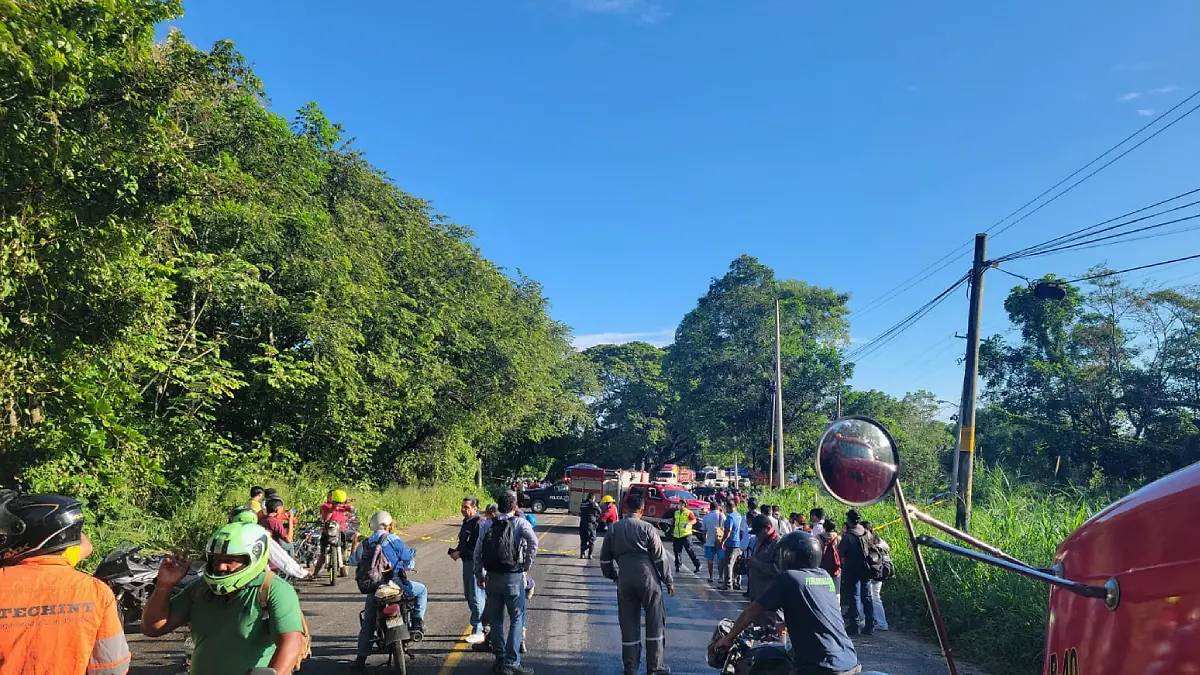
[0,492,85,564]
[777,529,823,571]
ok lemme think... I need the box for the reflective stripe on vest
[673,510,692,538]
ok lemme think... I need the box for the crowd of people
[0,482,893,675]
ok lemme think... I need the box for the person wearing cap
[0,491,131,675]
[712,530,860,675]
[837,509,874,635]
[348,510,427,671]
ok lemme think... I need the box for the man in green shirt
[143,522,306,675]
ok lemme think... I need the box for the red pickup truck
[620,482,711,541]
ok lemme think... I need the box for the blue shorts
[704,545,717,560]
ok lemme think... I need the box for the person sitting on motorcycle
[248,486,265,514]
[259,496,297,555]
[0,490,131,675]
[312,489,354,579]
[229,507,308,580]
[142,521,306,675]
[348,510,428,672]
[713,530,860,675]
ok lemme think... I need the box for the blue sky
[161,1,1200,411]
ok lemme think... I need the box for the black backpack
[481,518,521,573]
[356,538,390,594]
[859,530,895,581]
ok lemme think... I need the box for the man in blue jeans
[452,496,487,644]
[349,511,428,671]
[837,509,874,635]
[474,491,539,675]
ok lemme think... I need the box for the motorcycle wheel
[391,641,407,675]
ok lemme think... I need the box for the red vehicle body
[621,482,710,538]
[818,433,895,504]
[1042,461,1200,674]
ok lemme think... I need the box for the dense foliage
[979,272,1200,487]
[0,0,584,522]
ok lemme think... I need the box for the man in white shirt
[809,508,826,537]
[701,502,724,583]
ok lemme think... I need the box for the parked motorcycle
[94,544,201,625]
[363,578,424,675]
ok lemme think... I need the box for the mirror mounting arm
[906,506,1030,569]
[917,535,1110,601]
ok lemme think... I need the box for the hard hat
[331,489,348,503]
[601,495,615,504]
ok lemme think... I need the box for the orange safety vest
[0,556,130,675]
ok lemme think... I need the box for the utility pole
[775,299,786,490]
[836,390,842,418]
[955,233,987,530]
[768,389,775,487]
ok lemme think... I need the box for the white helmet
[369,510,393,531]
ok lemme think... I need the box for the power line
[1060,253,1200,284]
[849,273,969,362]
[988,89,1200,240]
[849,88,1200,323]
[995,187,1200,262]
[1013,211,1200,261]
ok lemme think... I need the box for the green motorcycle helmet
[227,506,258,524]
[203,522,270,595]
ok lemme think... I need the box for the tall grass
[83,467,479,571]
[755,467,1109,675]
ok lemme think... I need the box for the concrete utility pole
[955,233,987,530]
[775,299,786,490]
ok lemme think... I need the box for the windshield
[665,489,696,501]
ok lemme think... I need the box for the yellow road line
[437,626,476,675]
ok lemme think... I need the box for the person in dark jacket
[837,509,874,635]
[451,496,487,644]
[745,513,784,631]
[579,494,601,559]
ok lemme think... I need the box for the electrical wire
[988,89,1200,240]
[994,187,1200,262]
[848,273,969,362]
[850,88,1200,322]
[1013,212,1200,260]
[1059,253,1200,284]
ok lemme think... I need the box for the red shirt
[600,504,618,524]
[319,501,352,531]
[259,513,288,542]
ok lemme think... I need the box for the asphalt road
[127,513,986,675]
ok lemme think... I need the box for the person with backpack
[142,522,308,675]
[860,522,890,631]
[473,492,539,675]
[836,509,874,635]
[817,518,842,595]
[348,511,427,671]
[599,494,674,675]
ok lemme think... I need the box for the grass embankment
[756,469,1109,675]
[83,470,480,571]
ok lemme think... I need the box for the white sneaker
[465,631,487,645]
